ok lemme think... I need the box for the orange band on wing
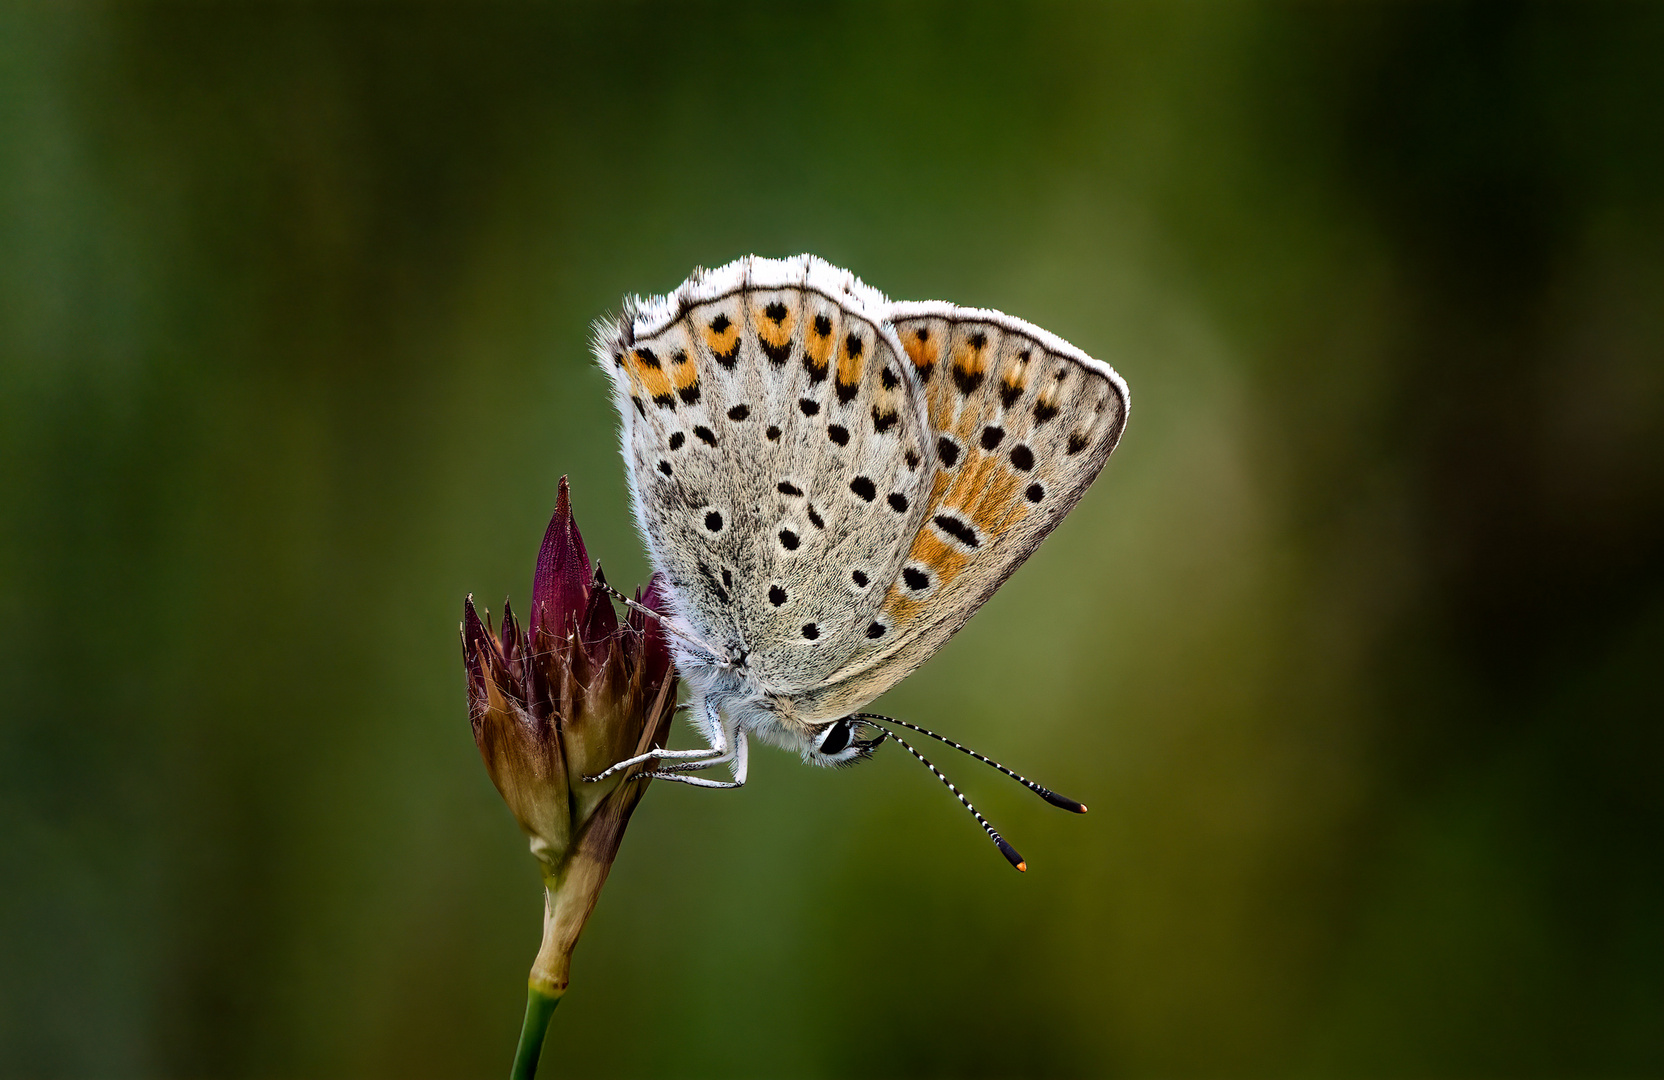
[670,350,699,390]
[754,302,796,349]
[803,317,834,373]
[836,332,864,391]
[628,349,675,405]
[903,327,940,373]
[972,469,1029,539]
[704,322,739,357]
[951,337,990,386]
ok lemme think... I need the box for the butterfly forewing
[795,302,1129,719]
[599,257,937,701]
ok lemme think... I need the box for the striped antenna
[859,721,1026,872]
[852,713,1087,813]
[592,564,728,663]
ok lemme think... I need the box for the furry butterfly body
[589,255,1128,864]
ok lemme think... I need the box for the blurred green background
[3,4,1662,1077]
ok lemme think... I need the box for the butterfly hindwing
[795,302,1129,719]
[598,257,937,700]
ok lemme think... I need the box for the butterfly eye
[819,721,852,755]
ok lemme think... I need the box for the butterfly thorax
[678,661,829,754]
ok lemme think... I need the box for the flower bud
[462,477,677,1002]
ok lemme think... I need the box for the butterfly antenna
[869,724,1027,872]
[592,565,728,663]
[852,713,1087,814]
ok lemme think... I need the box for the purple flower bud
[461,476,678,1002]
[531,478,592,642]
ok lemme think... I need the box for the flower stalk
[511,987,562,1080]
[462,477,677,1078]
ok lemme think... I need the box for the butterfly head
[805,717,886,768]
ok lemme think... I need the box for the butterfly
[585,255,1129,869]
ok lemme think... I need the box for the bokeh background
[3,4,1662,1077]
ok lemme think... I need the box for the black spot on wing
[668,431,686,451]
[761,339,792,365]
[765,302,788,323]
[813,313,831,336]
[801,623,821,640]
[827,424,850,446]
[1067,432,1089,455]
[980,426,1004,450]
[952,366,984,395]
[1026,483,1045,503]
[694,426,717,446]
[704,511,723,532]
[1033,401,1059,425]
[657,460,672,476]
[727,404,750,421]
[769,584,787,607]
[849,476,876,502]
[777,481,803,496]
[902,566,930,591]
[778,528,800,551]
[865,622,886,639]
[1009,444,1034,471]
[937,436,960,467]
[766,425,781,441]
[799,398,820,416]
[872,408,898,433]
[933,514,980,548]
[887,492,909,513]
[677,383,701,406]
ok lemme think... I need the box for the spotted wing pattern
[793,302,1129,719]
[596,256,937,700]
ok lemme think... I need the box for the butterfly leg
[582,696,727,783]
[656,711,743,773]
[644,728,748,790]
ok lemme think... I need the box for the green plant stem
[510,986,562,1080]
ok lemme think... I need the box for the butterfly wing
[596,256,938,699]
[793,302,1130,719]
